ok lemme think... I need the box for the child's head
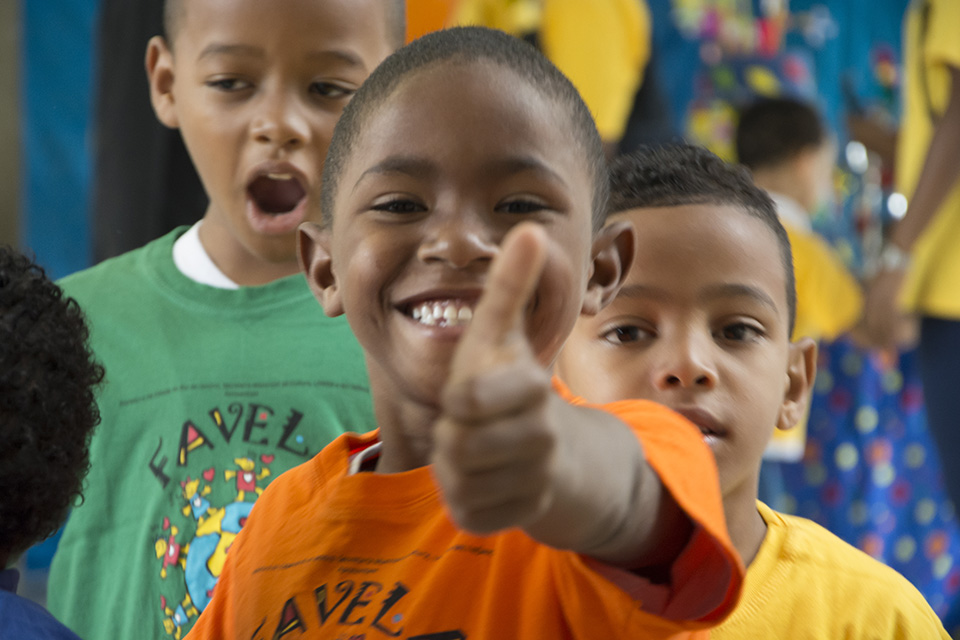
[735,96,836,214]
[0,247,105,566]
[556,144,816,501]
[300,26,631,405]
[147,0,404,272]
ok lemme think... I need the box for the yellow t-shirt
[453,0,650,141]
[711,501,949,639]
[898,0,960,318]
[765,217,863,461]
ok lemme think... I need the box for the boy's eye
[311,82,354,99]
[717,322,763,342]
[206,77,251,92]
[371,199,426,215]
[495,199,547,215]
[602,325,652,345]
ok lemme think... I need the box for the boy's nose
[417,214,498,269]
[250,95,310,150]
[654,333,717,391]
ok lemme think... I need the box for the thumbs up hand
[431,222,688,568]
[432,222,561,534]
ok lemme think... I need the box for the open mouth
[247,173,306,214]
[404,298,476,328]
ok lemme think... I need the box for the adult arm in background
[864,65,960,347]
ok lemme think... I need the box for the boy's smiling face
[148,0,395,268]
[557,204,814,502]
[305,61,606,406]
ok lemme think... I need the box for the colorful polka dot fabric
[780,337,960,629]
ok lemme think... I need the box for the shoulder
[769,507,945,626]
[245,432,373,525]
[58,228,184,299]
[0,590,83,640]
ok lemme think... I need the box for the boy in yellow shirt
[557,143,948,638]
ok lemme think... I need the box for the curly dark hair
[0,246,105,560]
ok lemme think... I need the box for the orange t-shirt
[188,387,741,639]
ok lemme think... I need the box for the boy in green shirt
[48,2,403,638]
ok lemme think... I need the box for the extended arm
[863,65,960,347]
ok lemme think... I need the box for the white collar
[172,222,240,289]
[767,192,812,232]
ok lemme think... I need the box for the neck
[751,170,812,213]
[198,212,301,287]
[722,477,767,568]
[367,368,440,474]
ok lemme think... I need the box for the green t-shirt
[47,228,375,640]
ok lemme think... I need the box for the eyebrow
[485,155,566,186]
[306,49,366,68]
[198,43,265,62]
[354,154,565,191]
[618,282,780,312]
[355,156,439,190]
[197,45,364,68]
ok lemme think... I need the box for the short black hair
[321,26,608,229]
[735,97,826,170]
[163,0,407,51]
[0,247,105,559]
[609,143,797,334]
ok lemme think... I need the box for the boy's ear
[297,223,344,317]
[581,220,636,316]
[146,36,179,129]
[776,337,818,431]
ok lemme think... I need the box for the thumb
[455,223,547,365]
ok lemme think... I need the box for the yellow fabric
[711,501,949,639]
[453,0,650,140]
[787,224,863,342]
[765,223,863,461]
[898,0,960,318]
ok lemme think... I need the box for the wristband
[878,243,911,272]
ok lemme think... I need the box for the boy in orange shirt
[557,144,948,638]
[189,27,742,639]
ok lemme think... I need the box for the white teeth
[409,300,475,328]
[266,172,293,180]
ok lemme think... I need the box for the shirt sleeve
[553,378,744,624]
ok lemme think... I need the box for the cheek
[556,327,630,404]
[530,246,587,367]
[310,113,340,160]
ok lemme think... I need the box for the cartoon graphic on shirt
[144,400,316,637]
[157,455,271,636]
[224,456,271,501]
[161,593,199,640]
[155,521,185,579]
